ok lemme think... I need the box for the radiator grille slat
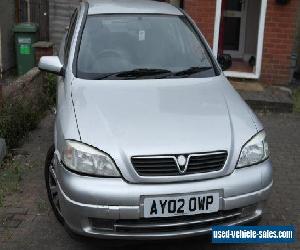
[132,152,227,176]
[134,164,177,168]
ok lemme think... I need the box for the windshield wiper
[93,73,119,80]
[92,67,212,80]
[93,68,172,80]
[116,68,172,78]
[174,66,213,77]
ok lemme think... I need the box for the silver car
[39,0,272,240]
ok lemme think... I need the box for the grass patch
[0,158,23,207]
[293,88,300,113]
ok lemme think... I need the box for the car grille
[131,151,228,176]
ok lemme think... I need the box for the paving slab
[230,80,294,113]
[230,80,265,92]
[240,87,294,113]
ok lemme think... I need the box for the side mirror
[38,56,64,76]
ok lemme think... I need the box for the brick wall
[183,0,299,85]
[261,0,300,85]
[184,0,216,47]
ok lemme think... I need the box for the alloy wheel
[48,157,62,217]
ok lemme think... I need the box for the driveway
[0,112,299,250]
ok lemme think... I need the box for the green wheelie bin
[13,23,38,75]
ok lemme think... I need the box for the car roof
[86,0,183,16]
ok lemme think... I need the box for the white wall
[244,0,261,58]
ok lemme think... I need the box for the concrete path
[0,112,299,250]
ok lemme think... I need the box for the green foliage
[0,73,57,206]
[0,96,45,149]
[0,100,41,148]
[0,72,56,149]
[293,88,300,113]
[44,73,57,107]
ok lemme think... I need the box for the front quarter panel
[55,75,81,160]
[55,3,87,160]
[220,79,263,174]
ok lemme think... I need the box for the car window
[64,9,78,65]
[77,14,216,79]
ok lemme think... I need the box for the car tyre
[45,145,64,224]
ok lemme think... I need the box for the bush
[44,73,57,107]
[0,72,56,148]
[0,99,42,148]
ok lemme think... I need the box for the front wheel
[45,145,64,224]
[45,146,85,240]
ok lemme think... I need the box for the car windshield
[77,14,217,80]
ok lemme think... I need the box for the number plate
[143,192,219,218]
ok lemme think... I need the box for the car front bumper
[54,160,272,239]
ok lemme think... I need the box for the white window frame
[213,0,268,79]
[223,0,248,58]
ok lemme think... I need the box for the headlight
[62,140,121,177]
[237,131,269,168]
